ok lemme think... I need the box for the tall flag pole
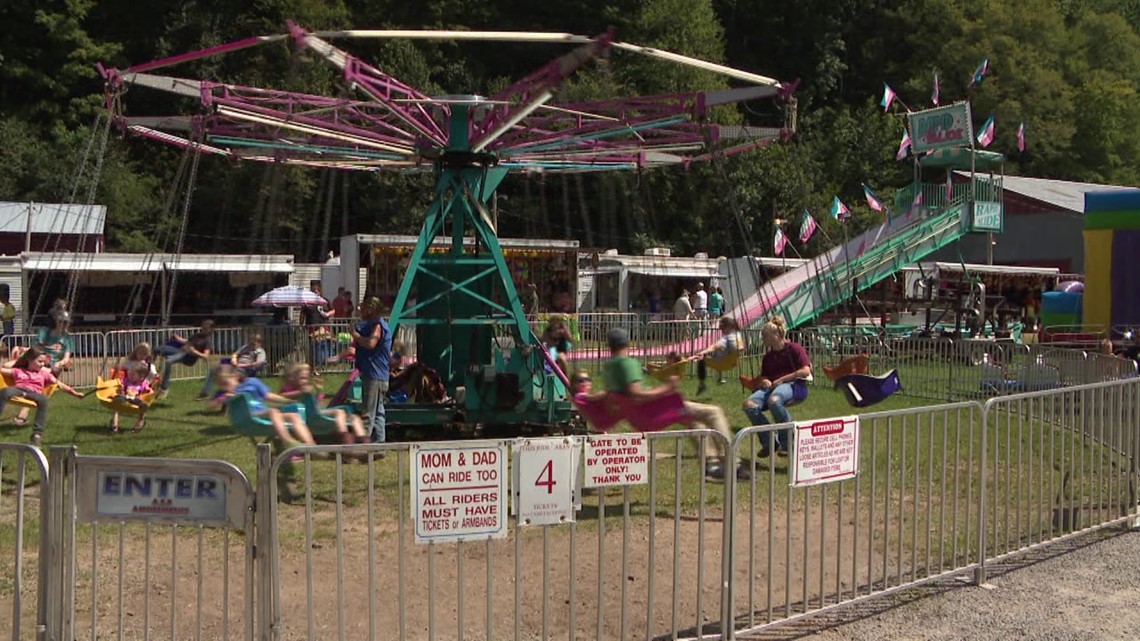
[1017,121,1026,153]
[896,128,912,160]
[931,72,940,106]
[798,210,818,243]
[968,56,990,88]
[945,170,954,204]
[976,114,995,148]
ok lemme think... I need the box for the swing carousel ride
[98,24,794,434]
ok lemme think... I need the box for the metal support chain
[162,140,203,326]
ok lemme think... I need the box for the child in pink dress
[110,362,154,433]
[1,346,85,446]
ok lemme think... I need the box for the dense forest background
[2,0,1140,261]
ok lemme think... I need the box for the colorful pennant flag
[798,210,818,243]
[774,226,788,256]
[945,171,954,203]
[968,56,989,88]
[880,83,896,112]
[1017,121,1026,152]
[896,128,911,160]
[976,114,995,148]
[932,72,940,106]
[862,183,884,211]
[830,196,850,221]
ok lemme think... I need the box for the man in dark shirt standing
[351,296,392,444]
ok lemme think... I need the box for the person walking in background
[332,288,353,319]
[674,289,693,320]
[693,282,709,319]
[1,292,16,337]
[709,286,725,319]
[352,296,393,445]
[524,283,541,318]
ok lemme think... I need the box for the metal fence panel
[0,444,50,641]
[259,429,732,641]
[729,402,986,636]
[977,379,1140,581]
[48,449,256,641]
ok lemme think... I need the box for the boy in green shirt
[603,328,749,481]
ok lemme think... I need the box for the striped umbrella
[251,285,328,307]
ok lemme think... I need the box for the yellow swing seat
[704,350,741,372]
[95,376,158,415]
[0,373,57,408]
[647,360,688,383]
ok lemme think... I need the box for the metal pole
[25,202,33,253]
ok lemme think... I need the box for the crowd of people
[1,293,395,450]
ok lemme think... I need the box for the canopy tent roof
[0,202,106,236]
[590,266,725,279]
[22,252,294,273]
[919,148,1004,170]
[900,261,1060,277]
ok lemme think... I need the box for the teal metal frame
[387,103,570,430]
[776,176,1004,330]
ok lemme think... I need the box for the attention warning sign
[791,416,860,488]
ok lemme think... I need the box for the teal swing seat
[299,392,356,435]
[224,393,308,441]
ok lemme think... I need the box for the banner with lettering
[907,102,974,154]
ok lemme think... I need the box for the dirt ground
[2,478,1133,641]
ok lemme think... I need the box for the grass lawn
[0,368,1124,540]
[0,369,931,474]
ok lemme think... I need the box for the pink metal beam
[110,35,286,80]
[470,31,614,151]
[288,23,447,146]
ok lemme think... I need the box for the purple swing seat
[834,369,902,408]
[573,391,692,432]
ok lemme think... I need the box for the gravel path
[749,528,1140,641]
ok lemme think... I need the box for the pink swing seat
[572,391,692,432]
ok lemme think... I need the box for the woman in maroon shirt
[743,317,812,457]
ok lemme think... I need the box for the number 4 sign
[512,437,580,526]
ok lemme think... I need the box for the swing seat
[979,362,1012,392]
[1011,363,1062,392]
[743,378,810,411]
[647,360,687,383]
[704,350,740,372]
[572,391,691,432]
[94,376,158,415]
[224,393,305,440]
[835,369,902,408]
[823,354,870,382]
[298,392,355,436]
[739,373,813,405]
[327,370,361,408]
[0,373,57,409]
